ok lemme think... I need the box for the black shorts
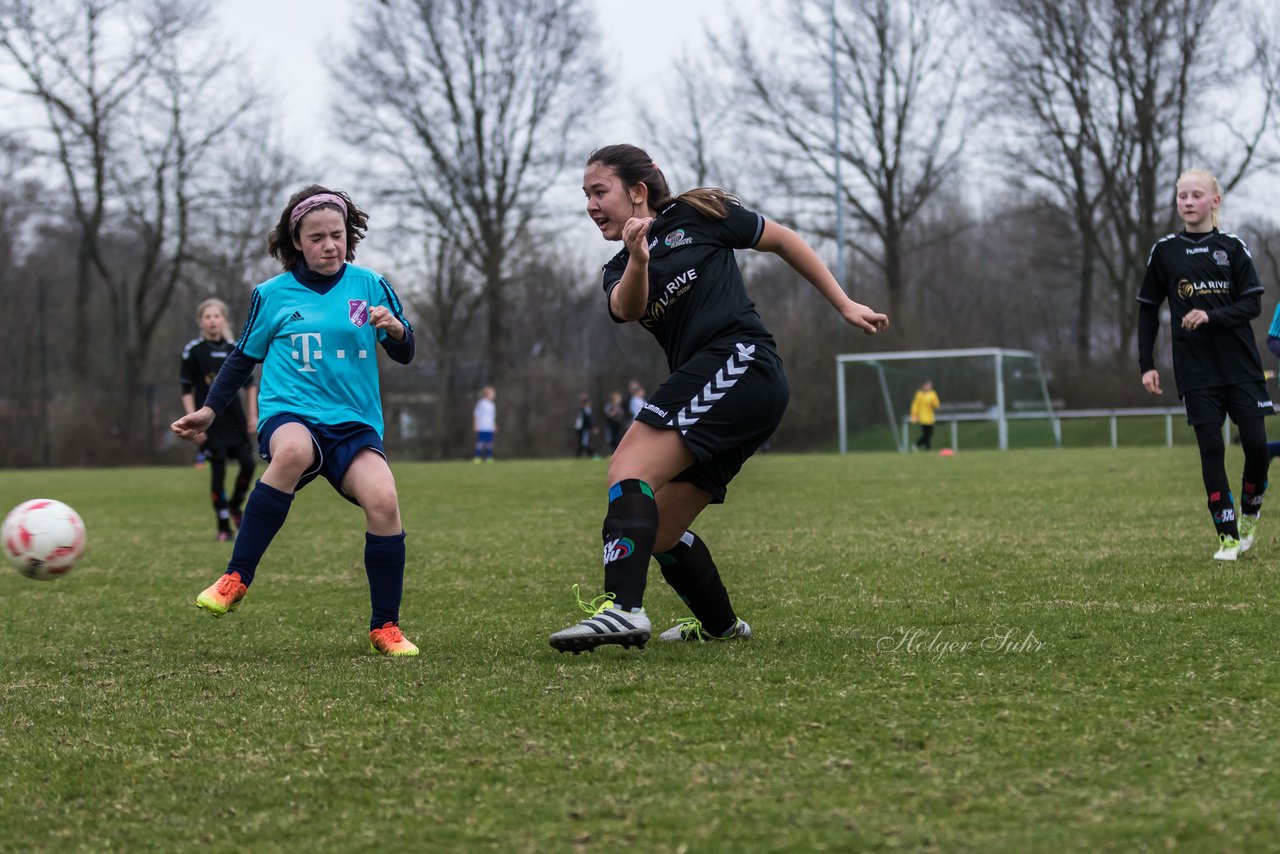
[637,339,789,503]
[202,438,255,468]
[1183,382,1274,426]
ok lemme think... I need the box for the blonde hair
[196,298,228,320]
[1177,168,1223,230]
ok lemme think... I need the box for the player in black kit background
[180,299,257,541]
[550,143,888,653]
[1137,168,1271,561]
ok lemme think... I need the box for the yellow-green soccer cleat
[369,622,420,656]
[658,616,752,642]
[1213,533,1240,562]
[196,571,247,615]
[1239,514,1259,554]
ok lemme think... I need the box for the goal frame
[835,347,1057,453]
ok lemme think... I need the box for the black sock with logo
[1194,422,1238,538]
[1238,417,1269,518]
[601,479,658,611]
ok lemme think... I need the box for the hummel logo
[674,343,757,433]
[288,311,304,322]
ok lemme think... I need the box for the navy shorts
[637,339,789,503]
[1183,382,1274,427]
[258,413,386,505]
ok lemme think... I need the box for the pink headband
[289,193,348,231]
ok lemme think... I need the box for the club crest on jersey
[664,229,693,248]
[348,299,369,327]
[1177,279,1194,299]
[1213,249,1229,266]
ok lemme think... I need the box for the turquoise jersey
[1269,303,1280,339]
[238,264,411,436]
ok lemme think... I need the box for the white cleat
[549,586,651,654]
[1213,534,1240,561]
[658,616,752,642]
[1239,515,1259,554]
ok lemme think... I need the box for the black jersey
[602,198,775,371]
[180,336,253,448]
[1137,229,1265,395]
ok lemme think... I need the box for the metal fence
[899,406,1203,451]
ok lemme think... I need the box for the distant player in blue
[473,386,496,462]
[171,186,420,656]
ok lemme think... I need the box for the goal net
[836,348,1057,452]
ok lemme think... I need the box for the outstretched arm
[754,219,887,334]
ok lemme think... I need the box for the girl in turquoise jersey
[172,186,420,656]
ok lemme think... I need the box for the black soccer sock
[1238,417,1269,517]
[226,480,294,586]
[601,479,658,611]
[365,531,406,631]
[230,450,254,516]
[209,458,231,532]
[1194,422,1238,538]
[655,530,738,637]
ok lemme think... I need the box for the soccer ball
[2,499,86,580]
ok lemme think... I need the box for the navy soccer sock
[655,531,738,637]
[365,531,407,631]
[602,479,658,611]
[225,481,294,586]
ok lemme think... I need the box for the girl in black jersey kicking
[550,144,888,653]
[1138,168,1272,561]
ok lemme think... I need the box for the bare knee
[361,483,402,532]
[265,440,313,483]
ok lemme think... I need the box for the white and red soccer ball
[2,499,86,580]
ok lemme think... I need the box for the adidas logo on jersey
[288,310,305,322]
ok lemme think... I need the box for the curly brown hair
[267,185,369,270]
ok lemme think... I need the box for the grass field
[2,448,1278,852]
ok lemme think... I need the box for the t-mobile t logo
[290,332,322,372]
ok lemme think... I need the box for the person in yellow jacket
[909,379,940,451]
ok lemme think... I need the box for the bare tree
[985,0,1280,367]
[185,125,299,327]
[413,236,483,459]
[0,133,52,466]
[716,0,970,319]
[339,0,606,381]
[0,0,264,456]
[638,54,744,191]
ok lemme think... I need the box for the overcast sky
[216,0,748,162]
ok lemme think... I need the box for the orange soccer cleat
[196,571,247,616]
[369,622,419,657]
